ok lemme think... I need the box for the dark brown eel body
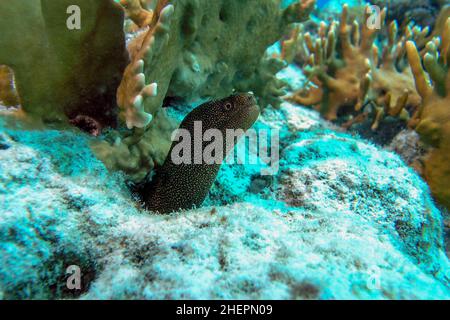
[141,93,260,214]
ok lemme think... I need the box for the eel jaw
[234,92,261,131]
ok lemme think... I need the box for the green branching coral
[0,0,128,127]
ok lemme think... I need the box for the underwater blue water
[316,0,331,7]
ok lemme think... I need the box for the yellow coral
[117,1,174,129]
[414,5,450,49]
[369,21,422,130]
[92,109,177,182]
[406,18,450,209]
[0,0,127,127]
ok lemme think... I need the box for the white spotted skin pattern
[142,93,260,214]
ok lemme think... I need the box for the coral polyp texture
[0,0,128,127]
[118,0,315,129]
[406,18,450,210]
[286,5,422,124]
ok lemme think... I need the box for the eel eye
[224,102,233,111]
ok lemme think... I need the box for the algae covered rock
[0,103,448,299]
[0,0,128,127]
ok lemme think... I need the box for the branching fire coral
[117,2,174,129]
[369,0,444,29]
[406,18,450,209]
[284,4,450,210]
[0,0,128,127]
[120,0,154,28]
[286,4,423,127]
[118,0,316,130]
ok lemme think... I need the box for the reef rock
[0,101,448,299]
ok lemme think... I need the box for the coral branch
[120,0,153,28]
[117,59,157,129]
[117,2,174,128]
[118,0,314,129]
[283,0,316,24]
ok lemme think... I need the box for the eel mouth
[236,92,260,131]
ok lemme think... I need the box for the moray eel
[141,93,260,214]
